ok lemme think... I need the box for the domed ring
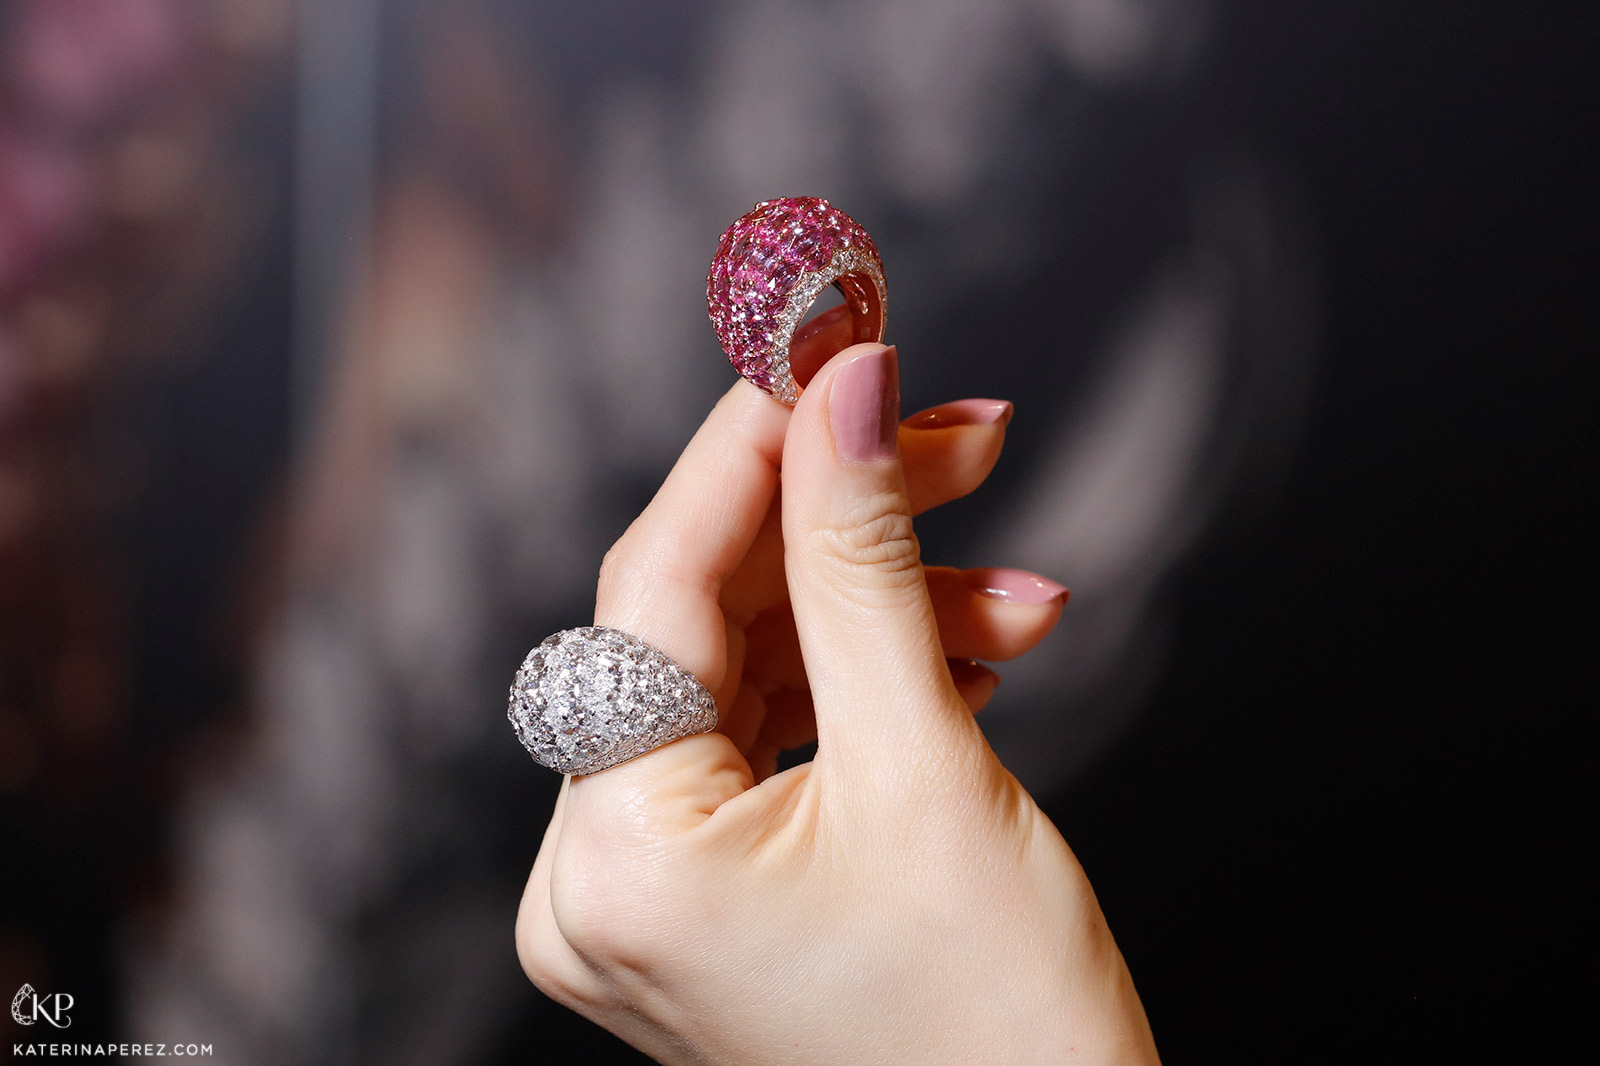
[706,196,887,404]
[507,627,718,776]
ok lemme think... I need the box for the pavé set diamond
[507,627,718,775]
[707,196,886,403]
[510,198,885,775]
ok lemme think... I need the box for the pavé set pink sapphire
[706,197,886,404]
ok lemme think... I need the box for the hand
[515,316,1159,1065]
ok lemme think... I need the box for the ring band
[707,196,887,404]
[507,627,718,775]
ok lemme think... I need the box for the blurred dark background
[0,1,1591,1063]
[1055,6,1591,1062]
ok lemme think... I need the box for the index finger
[593,378,790,700]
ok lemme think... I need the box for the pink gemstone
[707,196,881,399]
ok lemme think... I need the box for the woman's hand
[515,320,1159,1065]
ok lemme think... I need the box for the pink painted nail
[961,567,1069,605]
[903,399,1013,429]
[830,346,899,462]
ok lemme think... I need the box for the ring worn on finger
[508,627,718,775]
[510,198,884,775]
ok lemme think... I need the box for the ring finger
[723,565,1067,751]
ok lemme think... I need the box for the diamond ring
[507,627,719,775]
[707,196,887,404]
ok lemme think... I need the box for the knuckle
[808,493,923,588]
[547,847,671,979]
[515,932,566,1001]
[596,538,644,602]
[598,531,699,610]
[515,896,595,1009]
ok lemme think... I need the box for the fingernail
[830,345,899,462]
[961,567,1069,605]
[903,399,1013,429]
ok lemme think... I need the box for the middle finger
[721,400,1014,623]
[741,565,1067,695]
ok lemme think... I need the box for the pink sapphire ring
[706,197,886,404]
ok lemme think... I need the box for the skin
[515,321,1160,1065]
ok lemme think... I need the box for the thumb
[782,344,975,770]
